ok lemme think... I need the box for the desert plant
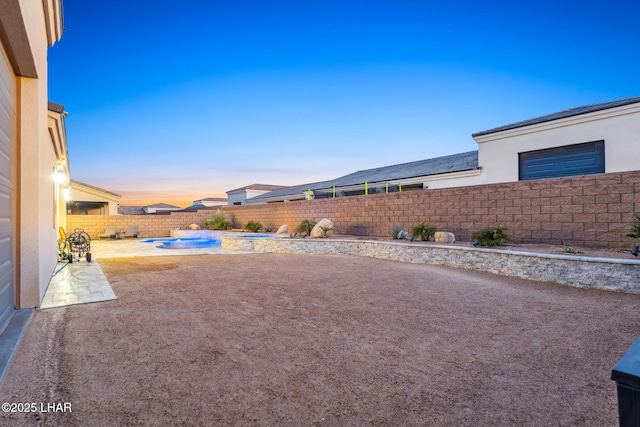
[298,219,317,236]
[390,224,403,239]
[318,225,333,238]
[244,220,263,233]
[626,213,640,239]
[205,211,232,230]
[471,226,509,247]
[411,222,437,241]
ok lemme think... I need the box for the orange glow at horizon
[118,191,227,210]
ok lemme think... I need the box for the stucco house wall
[227,184,288,205]
[0,0,64,319]
[226,190,245,206]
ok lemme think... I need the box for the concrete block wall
[67,170,640,248]
[66,211,217,239]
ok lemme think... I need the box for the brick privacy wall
[67,171,640,248]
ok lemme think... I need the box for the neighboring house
[181,197,227,211]
[194,197,228,207]
[249,96,640,204]
[143,203,181,214]
[0,0,64,332]
[118,203,181,215]
[248,152,479,204]
[68,179,121,215]
[471,96,640,184]
[118,206,147,215]
[226,184,288,205]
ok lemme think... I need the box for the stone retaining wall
[221,237,640,293]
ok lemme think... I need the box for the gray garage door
[0,43,15,333]
[519,141,605,181]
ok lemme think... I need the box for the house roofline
[71,179,121,198]
[472,96,640,137]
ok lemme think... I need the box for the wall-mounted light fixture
[52,164,67,184]
[62,187,71,202]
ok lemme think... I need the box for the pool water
[142,237,221,249]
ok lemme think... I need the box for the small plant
[626,213,640,239]
[411,222,437,241]
[205,211,232,230]
[318,225,333,238]
[561,246,583,255]
[244,220,263,233]
[471,226,509,247]
[298,219,317,236]
[390,224,403,239]
[263,227,273,233]
[627,213,640,256]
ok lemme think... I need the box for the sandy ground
[1,253,639,426]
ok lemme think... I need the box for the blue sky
[49,1,640,207]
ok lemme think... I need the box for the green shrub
[244,220,263,233]
[390,224,403,239]
[411,222,437,241]
[298,219,317,236]
[318,225,332,238]
[205,211,232,230]
[626,213,640,239]
[471,226,509,247]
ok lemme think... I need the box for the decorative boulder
[276,224,289,234]
[188,224,201,230]
[434,231,455,243]
[398,230,415,241]
[310,218,334,237]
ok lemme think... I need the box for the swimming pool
[144,233,280,249]
[143,237,221,249]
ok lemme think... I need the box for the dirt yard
[1,253,639,426]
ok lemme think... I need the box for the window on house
[518,141,605,181]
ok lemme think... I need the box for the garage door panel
[0,189,9,220]
[0,149,11,189]
[0,236,10,266]
[519,141,604,181]
[564,157,598,169]
[0,273,13,331]
[0,40,15,332]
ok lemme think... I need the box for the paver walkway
[40,260,116,309]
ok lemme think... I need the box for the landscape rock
[310,218,334,237]
[434,232,455,243]
[276,224,289,234]
[398,230,415,241]
[188,224,201,230]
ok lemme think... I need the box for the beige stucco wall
[473,103,640,185]
[398,169,483,190]
[227,191,246,205]
[13,0,63,308]
[228,189,276,205]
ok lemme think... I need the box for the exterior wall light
[52,165,67,184]
[62,187,71,201]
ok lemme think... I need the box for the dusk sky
[49,1,640,208]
